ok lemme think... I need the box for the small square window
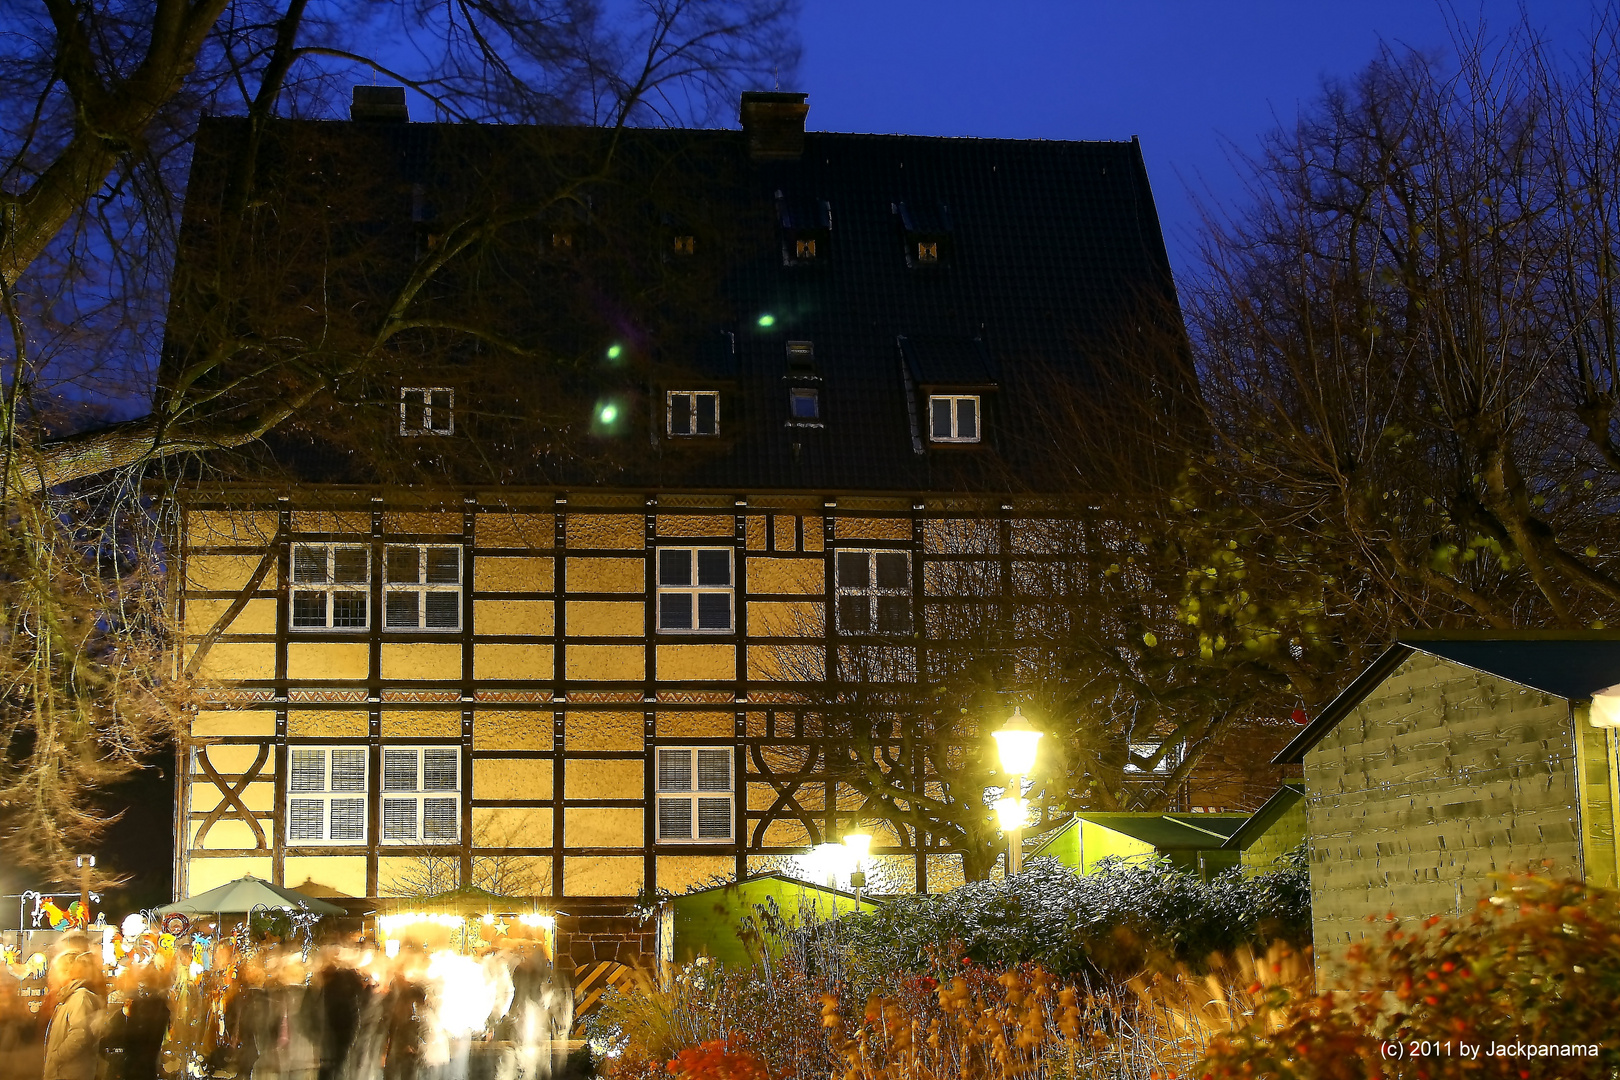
[401,387,454,435]
[795,237,817,259]
[790,388,819,421]
[383,545,462,631]
[551,232,574,252]
[786,340,815,374]
[673,234,695,255]
[291,544,371,631]
[656,747,734,842]
[917,241,939,264]
[658,548,733,632]
[667,391,719,437]
[929,395,980,442]
[836,549,912,634]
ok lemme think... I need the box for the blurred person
[221,956,271,1079]
[0,964,42,1079]
[42,951,112,1080]
[380,951,428,1080]
[303,959,372,1080]
[121,965,171,1080]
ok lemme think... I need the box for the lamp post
[73,855,95,925]
[843,832,872,909]
[992,707,1043,876]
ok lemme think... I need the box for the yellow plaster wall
[656,514,732,537]
[190,781,275,813]
[565,712,642,752]
[802,517,824,551]
[657,855,733,893]
[188,642,276,681]
[283,856,368,898]
[656,644,735,681]
[189,819,265,850]
[563,856,643,896]
[381,710,462,738]
[836,517,910,541]
[474,600,553,635]
[747,558,823,594]
[186,856,273,895]
[746,516,767,549]
[656,712,732,738]
[197,744,268,773]
[290,510,369,533]
[376,857,445,898]
[746,601,819,636]
[748,644,821,680]
[773,514,797,551]
[565,807,643,847]
[381,643,463,681]
[186,553,273,593]
[762,819,813,846]
[563,759,643,800]
[287,711,369,738]
[193,711,277,738]
[566,514,644,550]
[565,557,644,593]
[477,557,554,592]
[187,510,278,547]
[472,807,553,844]
[473,759,554,800]
[476,512,554,549]
[566,601,643,637]
[565,645,645,681]
[924,518,999,554]
[474,643,553,681]
[383,511,461,534]
[474,712,552,751]
[287,642,371,681]
[185,597,278,636]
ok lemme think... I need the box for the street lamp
[992,707,1044,876]
[843,832,872,909]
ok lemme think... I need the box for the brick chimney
[739,91,808,161]
[351,85,408,122]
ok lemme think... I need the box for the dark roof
[172,114,1175,492]
[1076,812,1247,848]
[1273,632,1620,764]
[1220,783,1304,850]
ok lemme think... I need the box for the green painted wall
[1077,819,1155,874]
[670,875,879,968]
[1303,652,1599,972]
[1240,798,1306,875]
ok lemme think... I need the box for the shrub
[1199,876,1620,1078]
[832,850,1310,990]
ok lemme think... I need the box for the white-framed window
[667,391,719,437]
[384,545,462,630]
[789,387,820,421]
[291,543,370,630]
[287,746,368,846]
[381,746,461,844]
[401,387,454,435]
[929,395,980,442]
[656,747,733,842]
[836,549,912,634]
[1125,742,1183,775]
[657,548,733,632]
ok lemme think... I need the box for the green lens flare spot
[606,343,623,360]
[598,404,619,424]
[757,313,775,327]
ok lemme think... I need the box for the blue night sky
[794,1,1589,275]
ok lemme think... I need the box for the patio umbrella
[156,875,348,918]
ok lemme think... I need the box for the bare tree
[0,0,798,879]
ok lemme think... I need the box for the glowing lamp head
[992,707,1043,776]
[842,832,873,866]
[606,343,623,361]
[993,796,1028,832]
[757,313,776,327]
[1592,685,1620,728]
[598,403,619,424]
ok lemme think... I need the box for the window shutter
[330,749,367,792]
[329,799,366,841]
[697,798,732,839]
[696,750,731,791]
[658,797,693,840]
[383,799,418,841]
[424,749,458,791]
[290,749,326,793]
[426,548,460,584]
[387,547,420,582]
[293,547,327,584]
[385,592,419,628]
[383,749,418,792]
[423,799,459,841]
[289,800,325,840]
[333,547,368,584]
[658,749,692,792]
[424,592,459,628]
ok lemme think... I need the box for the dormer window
[896,201,953,269]
[668,391,719,436]
[551,231,574,252]
[790,388,820,421]
[777,192,832,267]
[916,241,938,264]
[673,234,696,256]
[786,340,815,375]
[795,237,817,260]
[929,395,979,442]
[401,388,453,435]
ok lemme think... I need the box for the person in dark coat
[119,966,171,1080]
[307,960,372,1080]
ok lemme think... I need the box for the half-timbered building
[170,88,1179,960]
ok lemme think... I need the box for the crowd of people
[0,931,575,1080]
